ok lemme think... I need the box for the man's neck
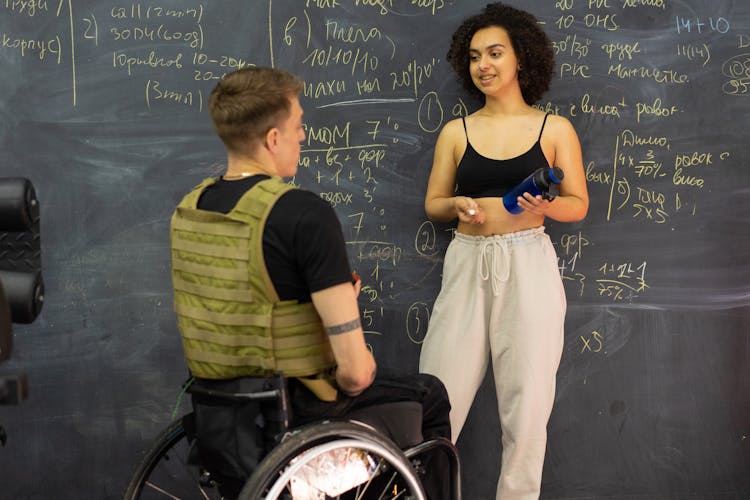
[225,151,276,179]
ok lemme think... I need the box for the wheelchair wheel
[239,420,426,500]
[123,417,223,500]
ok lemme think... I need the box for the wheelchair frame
[123,374,461,500]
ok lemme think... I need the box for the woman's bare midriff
[456,196,545,236]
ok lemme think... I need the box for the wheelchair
[124,373,461,499]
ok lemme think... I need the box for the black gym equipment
[1,177,44,445]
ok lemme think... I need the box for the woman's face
[468,25,520,95]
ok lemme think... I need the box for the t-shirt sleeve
[293,191,353,293]
[266,189,352,297]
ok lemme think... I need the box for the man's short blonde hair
[208,67,303,154]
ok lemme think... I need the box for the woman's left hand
[516,193,552,215]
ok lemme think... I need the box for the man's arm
[311,282,376,396]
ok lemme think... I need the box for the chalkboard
[1,1,749,498]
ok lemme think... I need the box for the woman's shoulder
[436,116,467,143]
[442,116,466,132]
[542,112,578,139]
[540,110,572,127]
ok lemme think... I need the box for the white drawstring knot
[478,238,510,296]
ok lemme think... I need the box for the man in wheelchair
[169,67,453,498]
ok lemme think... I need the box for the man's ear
[264,127,280,153]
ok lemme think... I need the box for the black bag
[189,377,287,496]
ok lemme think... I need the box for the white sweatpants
[419,227,565,500]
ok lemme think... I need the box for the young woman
[419,3,589,499]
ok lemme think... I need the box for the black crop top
[455,114,551,198]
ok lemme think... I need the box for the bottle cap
[549,167,564,184]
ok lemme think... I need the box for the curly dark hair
[446,3,554,105]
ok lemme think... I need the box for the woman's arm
[518,115,589,222]
[424,119,484,224]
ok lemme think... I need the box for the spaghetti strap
[537,113,550,141]
[461,116,468,138]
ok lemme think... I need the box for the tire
[238,420,426,500]
[123,417,223,500]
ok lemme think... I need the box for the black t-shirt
[196,175,352,303]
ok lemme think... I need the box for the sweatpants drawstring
[478,238,510,296]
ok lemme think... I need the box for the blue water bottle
[502,167,564,214]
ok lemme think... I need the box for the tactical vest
[170,177,336,380]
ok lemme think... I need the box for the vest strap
[172,236,250,260]
[184,347,274,370]
[233,196,270,219]
[175,302,272,327]
[179,326,327,351]
[173,259,248,282]
[272,307,321,328]
[175,302,323,329]
[172,209,251,237]
[172,275,254,302]
[184,347,334,376]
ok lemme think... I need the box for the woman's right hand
[454,196,485,224]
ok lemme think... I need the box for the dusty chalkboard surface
[1,1,748,498]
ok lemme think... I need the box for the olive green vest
[170,176,336,380]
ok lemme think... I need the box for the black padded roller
[0,270,44,324]
[0,280,11,361]
[0,178,39,232]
